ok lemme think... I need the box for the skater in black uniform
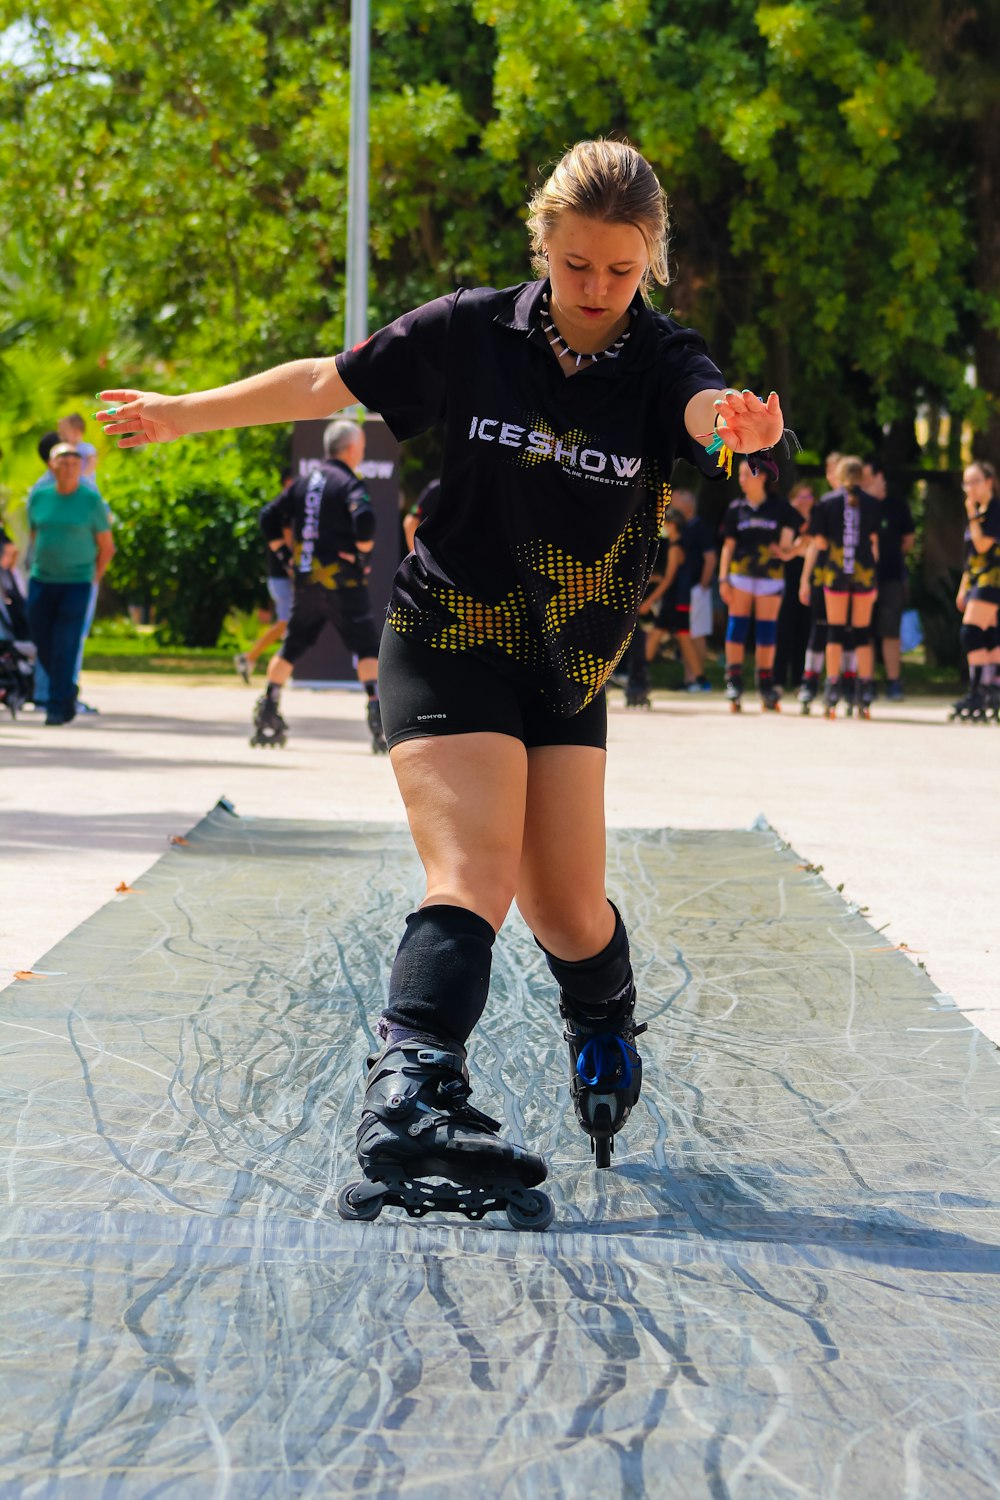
[252,420,386,751]
[802,457,880,717]
[951,460,1000,722]
[97,140,786,1228]
[718,462,797,711]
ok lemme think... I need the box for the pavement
[2,670,998,1046]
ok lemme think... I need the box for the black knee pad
[538,904,634,1027]
[960,623,989,656]
[851,623,873,649]
[383,904,496,1045]
[826,623,847,647]
[808,622,827,652]
[985,625,999,653]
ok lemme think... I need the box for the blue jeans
[27,579,92,718]
[33,582,97,706]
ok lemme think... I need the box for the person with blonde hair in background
[801,455,880,718]
[950,460,1000,722]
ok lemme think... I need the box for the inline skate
[561,992,648,1169]
[337,1038,554,1230]
[757,668,781,712]
[856,678,875,720]
[797,672,819,715]
[367,697,388,753]
[948,688,986,723]
[725,668,743,713]
[250,694,288,748]
[823,677,841,720]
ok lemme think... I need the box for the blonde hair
[837,456,864,489]
[527,140,670,295]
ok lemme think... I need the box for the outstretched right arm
[96,357,357,449]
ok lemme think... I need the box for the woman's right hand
[719,579,732,608]
[95,390,183,448]
[799,582,811,607]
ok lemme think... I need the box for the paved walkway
[2,671,998,1045]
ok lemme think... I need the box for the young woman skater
[718,461,797,711]
[801,456,880,718]
[951,460,1000,722]
[97,140,785,1228]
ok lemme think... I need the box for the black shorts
[281,579,381,665]
[654,600,690,635]
[378,625,609,751]
[874,578,905,638]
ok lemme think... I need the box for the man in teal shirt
[26,443,114,724]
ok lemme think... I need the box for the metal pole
[345,0,369,359]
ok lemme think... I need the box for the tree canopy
[0,0,995,481]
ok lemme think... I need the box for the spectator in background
[824,451,842,492]
[234,470,295,682]
[57,414,99,481]
[28,427,104,713]
[862,457,915,700]
[774,479,815,690]
[669,488,716,691]
[26,443,114,725]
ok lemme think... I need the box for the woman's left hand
[716,390,784,453]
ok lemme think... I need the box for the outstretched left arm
[685,388,784,453]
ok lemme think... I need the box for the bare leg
[516,744,614,959]
[246,620,287,667]
[824,591,848,679]
[389,732,527,931]
[849,592,876,679]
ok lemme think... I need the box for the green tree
[101,433,278,645]
[0,0,991,467]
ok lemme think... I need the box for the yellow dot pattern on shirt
[389,481,672,711]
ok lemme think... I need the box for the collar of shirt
[492,277,655,379]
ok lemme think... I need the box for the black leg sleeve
[537,904,635,1027]
[381,904,496,1046]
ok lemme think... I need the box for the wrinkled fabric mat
[2,808,998,1499]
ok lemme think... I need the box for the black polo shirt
[811,489,880,578]
[336,279,723,716]
[259,460,374,586]
[876,493,915,583]
[722,495,797,581]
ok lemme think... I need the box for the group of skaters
[620,448,1000,722]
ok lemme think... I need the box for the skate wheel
[505,1189,554,1232]
[336,1181,382,1222]
[593,1136,613,1170]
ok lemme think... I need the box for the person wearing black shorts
[254,420,384,750]
[96,140,787,1226]
[862,457,915,701]
[951,460,1000,721]
[801,456,880,716]
[718,463,797,711]
[638,509,690,688]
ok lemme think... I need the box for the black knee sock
[381,904,495,1048]
[363,679,378,701]
[266,680,281,702]
[538,904,634,1028]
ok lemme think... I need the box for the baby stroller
[0,573,35,719]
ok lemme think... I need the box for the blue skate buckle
[576,1033,641,1090]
